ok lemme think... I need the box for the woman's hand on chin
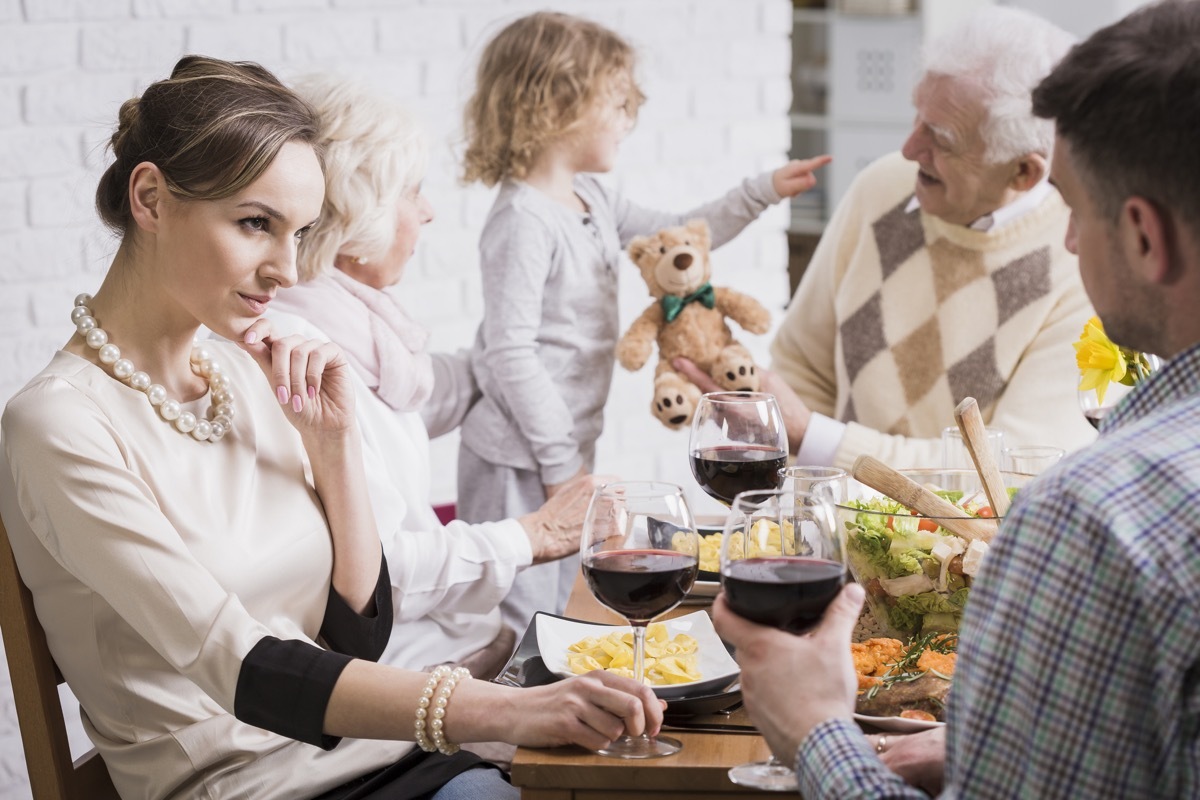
[238,318,356,436]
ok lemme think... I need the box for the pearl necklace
[71,293,236,443]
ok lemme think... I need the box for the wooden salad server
[851,455,998,543]
[953,397,1011,518]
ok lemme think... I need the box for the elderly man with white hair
[680,6,1096,469]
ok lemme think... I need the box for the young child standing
[457,11,830,632]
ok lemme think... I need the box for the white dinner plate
[688,579,720,598]
[536,610,739,699]
[853,712,945,733]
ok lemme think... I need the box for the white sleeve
[794,413,846,467]
[382,517,533,623]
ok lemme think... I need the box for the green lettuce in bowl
[838,469,1031,639]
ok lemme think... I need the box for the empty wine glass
[720,487,843,790]
[579,481,699,758]
[941,425,1005,471]
[779,465,847,503]
[1003,445,1065,475]
[689,392,789,506]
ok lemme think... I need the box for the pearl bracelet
[414,666,452,753]
[429,666,471,756]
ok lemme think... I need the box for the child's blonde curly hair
[462,11,645,187]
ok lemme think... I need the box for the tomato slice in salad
[886,516,941,532]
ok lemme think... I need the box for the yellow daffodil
[1074,317,1127,405]
[1074,316,1157,407]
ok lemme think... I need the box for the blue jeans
[429,767,518,800]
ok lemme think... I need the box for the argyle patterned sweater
[771,152,1097,470]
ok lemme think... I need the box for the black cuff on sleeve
[234,637,352,749]
[319,552,393,662]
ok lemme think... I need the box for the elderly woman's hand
[511,670,665,749]
[521,473,611,563]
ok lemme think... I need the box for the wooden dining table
[508,573,801,799]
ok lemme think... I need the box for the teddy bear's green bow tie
[661,282,715,323]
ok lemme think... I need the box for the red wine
[690,445,788,505]
[583,549,698,623]
[1084,408,1106,429]
[723,557,846,634]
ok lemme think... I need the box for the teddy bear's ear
[628,235,656,264]
[684,218,711,248]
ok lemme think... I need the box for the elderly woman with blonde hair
[269,74,598,682]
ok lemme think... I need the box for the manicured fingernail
[244,330,257,344]
[291,394,303,413]
[307,385,316,399]
[276,386,288,405]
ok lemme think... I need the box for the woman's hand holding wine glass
[579,481,700,758]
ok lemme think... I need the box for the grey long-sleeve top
[461,172,782,485]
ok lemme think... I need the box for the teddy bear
[616,219,772,429]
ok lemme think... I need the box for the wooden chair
[0,517,120,799]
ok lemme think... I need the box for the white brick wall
[0,0,794,795]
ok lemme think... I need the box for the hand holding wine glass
[689,392,789,506]
[579,481,700,758]
[718,486,845,789]
[711,584,865,785]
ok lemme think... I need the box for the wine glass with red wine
[1078,352,1160,428]
[579,481,700,758]
[720,487,843,790]
[689,392,789,506]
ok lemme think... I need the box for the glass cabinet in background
[787,1,921,291]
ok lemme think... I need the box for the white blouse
[0,345,406,800]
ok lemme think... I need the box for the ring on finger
[875,734,889,755]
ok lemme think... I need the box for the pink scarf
[273,270,434,412]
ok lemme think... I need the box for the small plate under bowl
[663,684,742,718]
[853,712,944,733]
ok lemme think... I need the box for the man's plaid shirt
[797,340,1200,799]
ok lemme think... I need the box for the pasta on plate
[566,623,701,685]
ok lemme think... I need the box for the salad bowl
[837,468,1032,640]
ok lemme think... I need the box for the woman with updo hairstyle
[0,55,663,800]
[270,74,602,690]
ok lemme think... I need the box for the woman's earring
[355,256,367,265]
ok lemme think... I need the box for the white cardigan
[264,309,532,670]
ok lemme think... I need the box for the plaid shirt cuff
[796,718,927,799]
